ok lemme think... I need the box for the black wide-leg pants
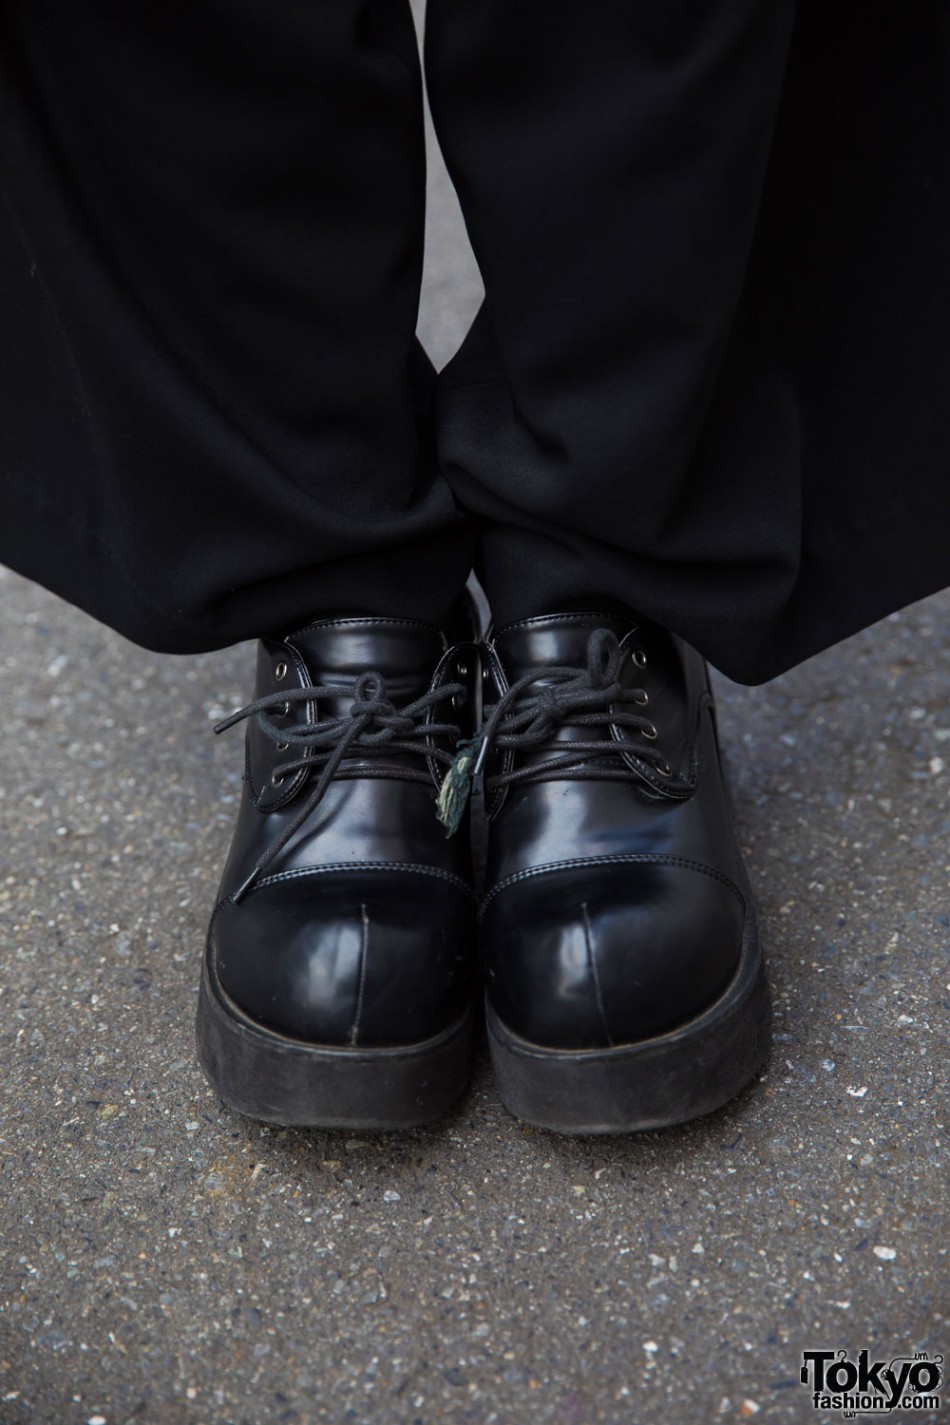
[2,1,949,684]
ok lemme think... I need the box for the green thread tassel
[436,733,483,836]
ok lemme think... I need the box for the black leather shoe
[476,612,770,1133]
[196,616,480,1128]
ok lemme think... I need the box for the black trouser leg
[425,0,799,676]
[0,0,476,650]
[426,1,950,684]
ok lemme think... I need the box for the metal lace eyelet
[274,661,288,681]
[632,689,649,707]
[271,770,285,786]
[641,722,658,741]
[482,666,490,680]
[277,701,290,717]
[458,662,468,678]
[657,761,672,777]
[632,649,648,668]
[275,742,289,753]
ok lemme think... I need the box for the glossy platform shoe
[475,612,770,1134]
[196,616,480,1129]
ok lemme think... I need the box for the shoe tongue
[493,612,634,682]
[287,618,447,698]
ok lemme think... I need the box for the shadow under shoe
[197,615,480,1129]
[478,612,771,1134]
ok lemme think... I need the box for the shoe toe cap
[211,869,475,1046]
[484,858,746,1049]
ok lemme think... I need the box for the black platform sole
[196,945,475,1129]
[486,912,771,1135]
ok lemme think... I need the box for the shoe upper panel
[483,613,707,816]
[483,684,742,892]
[214,617,478,902]
[245,623,472,812]
[489,613,698,781]
[217,775,474,902]
[290,617,449,683]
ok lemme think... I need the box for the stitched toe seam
[239,860,478,904]
[480,852,745,918]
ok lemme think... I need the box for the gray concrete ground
[1,23,948,1424]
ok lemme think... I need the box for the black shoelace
[437,628,671,836]
[215,670,466,899]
